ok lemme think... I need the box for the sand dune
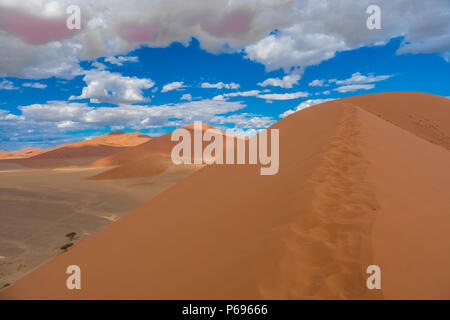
[88,124,243,180]
[30,131,151,160]
[2,92,450,299]
[346,92,450,150]
[8,132,151,169]
[0,148,44,159]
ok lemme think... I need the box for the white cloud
[161,81,188,93]
[15,99,246,130]
[309,79,325,87]
[23,82,47,89]
[69,70,154,104]
[0,1,448,79]
[212,113,275,129]
[334,84,375,93]
[334,72,392,85]
[245,24,348,72]
[280,98,335,118]
[201,82,240,90]
[180,93,192,101]
[244,0,450,72]
[257,91,309,101]
[213,90,260,101]
[258,72,301,89]
[329,72,392,93]
[0,79,18,90]
[104,56,138,66]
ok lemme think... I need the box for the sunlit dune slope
[2,92,450,300]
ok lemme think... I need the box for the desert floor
[0,160,199,288]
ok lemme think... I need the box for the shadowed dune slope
[2,92,450,299]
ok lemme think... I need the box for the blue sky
[0,0,449,151]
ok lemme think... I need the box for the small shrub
[60,243,73,252]
[1,283,10,289]
[65,232,77,241]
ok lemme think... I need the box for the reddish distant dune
[2,92,450,299]
[88,124,246,180]
[0,147,44,159]
[2,132,151,168]
[29,131,151,160]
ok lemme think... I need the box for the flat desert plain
[0,158,200,289]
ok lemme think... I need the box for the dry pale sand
[0,161,199,290]
[1,92,450,299]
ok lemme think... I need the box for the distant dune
[29,131,151,160]
[0,147,44,159]
[6,132,151,169]
[2,92,450,299]
[88,124,244,180]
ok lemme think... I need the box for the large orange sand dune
[1,92,450,299]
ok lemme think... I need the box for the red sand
[1,92,450,299]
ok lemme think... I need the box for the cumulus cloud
[161,81,188,93]
[14,99,246,130]
[0,0,447,79]
[201,82,240,90]
[280,98,335,118]
[245,0,450,72]
[23,82,47,89]
[180,93,192,101]
[333,72,392,85]
[309,79,325,87]
[334,84,375,93]
[69,70,154,104]
[329,72,392,93]
[258,72,301,88]
[0,79,18,90]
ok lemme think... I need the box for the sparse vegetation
[65,232,77,241]
[60,243,73,252]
